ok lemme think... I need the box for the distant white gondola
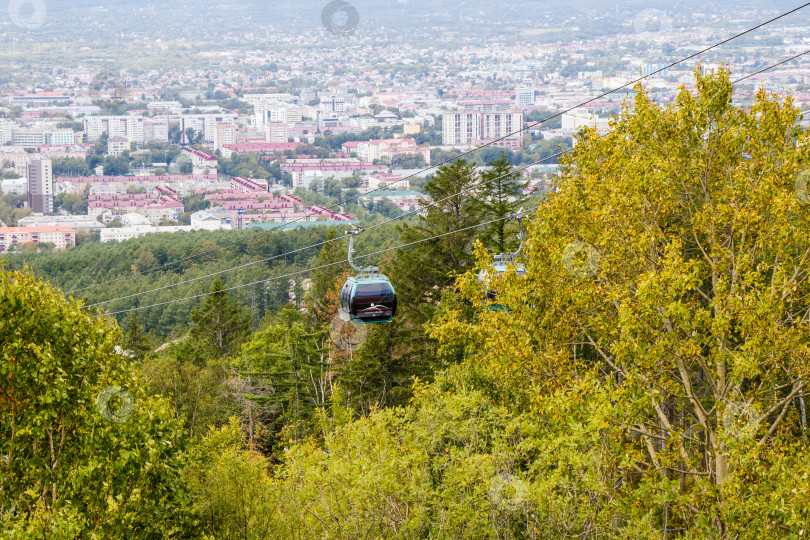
[478,212,526,310]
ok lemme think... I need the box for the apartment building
[180,113,239,144]
[0,149,31,176]
[515,87,535,107]
[442,110,524,150]
[107,138,130,156]
[0,119,14,144]
[27,156,53,214]
[442,111,482,146]
[84,116,145,144]
[480,110,524,150]
[0,226,75,252]
[213,122,236,150]
[87,190,184,224]
[182,147,218,172]
[144,120,169,143]
[264,122,288,143]
[254,101,289,128]
[341,138,430,164]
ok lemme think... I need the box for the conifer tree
[190,278,252,360]
[124,311,151,361]
[477,151,529,254]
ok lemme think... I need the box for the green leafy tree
[103,155,130,176]
[432,69,810,535]
[0,266,194,537]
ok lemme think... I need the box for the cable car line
[102,206,544,317]
[87,159,548,308]
[68,6,807,295]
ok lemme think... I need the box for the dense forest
[4,71,810,537]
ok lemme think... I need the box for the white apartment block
[44,130,76,145]
[213,123,236,150]
[12,129,45,147]
[442,111,482,146]
[285,106,303,124]
[0,119,13,144]
[0,178,27,195]
[481,111,523,141]
[254,101,288,128]
[144,120,169,143]
[264,122,288,143]
[319,95,347,114]
[18,214,105,231]
[108,138,130,156]
[84,116,145,144]
[100,224,195,243]
[561,110,610,134]
[27,156,53,215]
[442,110,524,150]
[91,205,181,225]
[180,114,239,144]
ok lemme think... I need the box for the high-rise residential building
[213,123,236,150]
[642,63,669,77]
[442,111,482,146]
[180,114,238,144]
[515,86,535,108]
[480,110,524,145]
[442,110,524,150]
[27,156,53,215]
[84,116,145,143]
[144,120,169,143]
[264,122,289,143]
[319,95,347,114]
[254,101,289,128]
[0,119,13,144]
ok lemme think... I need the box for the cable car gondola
[478,213,527,311]
[339,229,397,324]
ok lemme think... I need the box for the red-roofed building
[230,176,268,193]
[222,142,302,155]
[87,187,184,224]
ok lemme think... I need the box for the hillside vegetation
[4,70,810,537]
